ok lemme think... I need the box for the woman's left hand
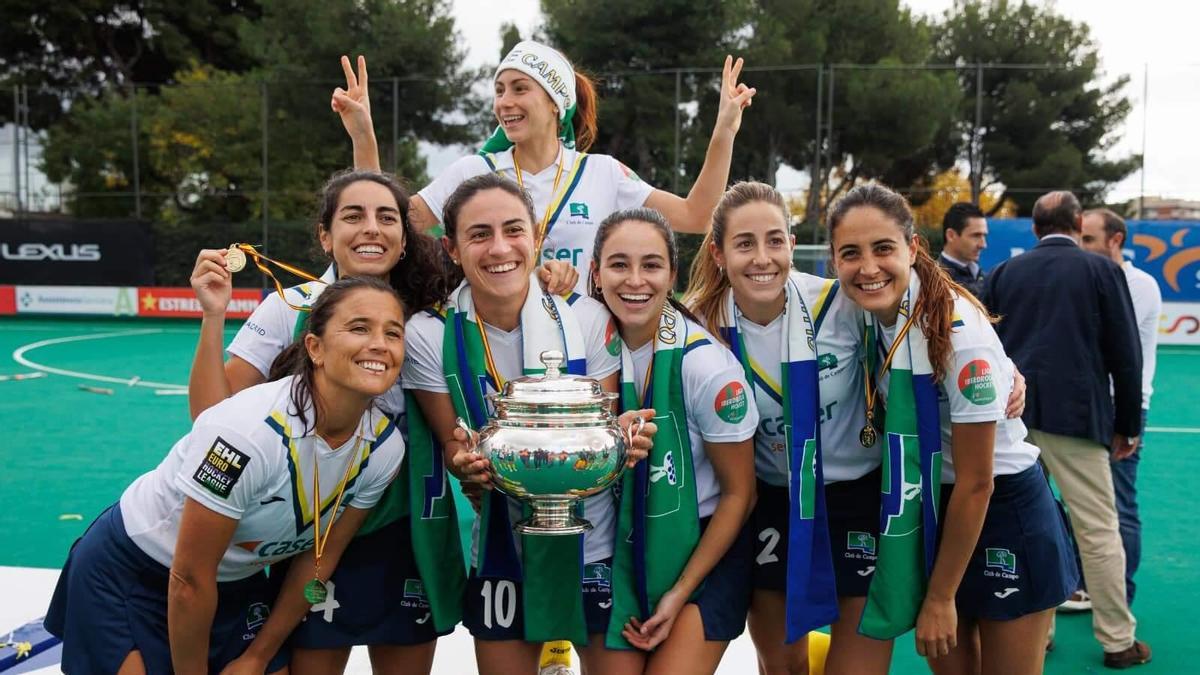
[619,408,657,468]
[537,260,579,296]
[1006,365,1027,419]
[621,585,687,651]
[713,55,756,138]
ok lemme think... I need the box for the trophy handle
[622,415,646,447]
[455,417,480,449]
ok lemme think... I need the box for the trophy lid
[497,350,612,407]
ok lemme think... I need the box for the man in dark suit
[939,201,989,298]
[982,191,1149,668]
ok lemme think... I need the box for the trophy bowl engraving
[461,349,634,535]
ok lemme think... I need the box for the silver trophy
[458,350,642,535]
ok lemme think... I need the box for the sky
[446,0,1200,204]
[2,1,1195,211]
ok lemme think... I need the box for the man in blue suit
[982,191,1150,669]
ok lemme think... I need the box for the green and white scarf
[859,272,944,640]
[606,302,701,649]
[718,271,838,642]
[442,276,590,643]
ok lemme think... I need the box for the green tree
[540,0,750,189]
[36,0,479,284]
[0,0,258,128]
[934,0,1137,214]
[694,0,961,222]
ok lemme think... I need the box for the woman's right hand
[914,595,958,659]
[190,249,233,316]
[449,422,493,489]
[331,55,374,142]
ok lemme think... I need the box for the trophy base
[514,499,593,536]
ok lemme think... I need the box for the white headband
[495,40,577,121]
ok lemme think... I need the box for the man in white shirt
[1082,208,1162,605]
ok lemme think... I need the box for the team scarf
[442,275,590,643]
[717,271,838,642]
[287,270,465,633]
[481,40,577,154]
[858,272,944,640]
[606,302,701,649]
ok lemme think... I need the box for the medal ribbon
[230,243,326,312]
[512,149,567,253]
[306,427,365,601]
[862,301,923,443]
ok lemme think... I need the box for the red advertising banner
[0,285,15,315]
[137,288,262,318]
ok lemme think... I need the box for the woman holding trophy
[402,173,656,675]
[588,207,759,674]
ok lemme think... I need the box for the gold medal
[225,246,247,273]
[859,424,877,448]
[303,578,328,604]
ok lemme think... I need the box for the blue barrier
[979,219,1200,302]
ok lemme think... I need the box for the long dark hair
[268,276,403,433]
[589,207,701,324]
[826,183,989,382]
[685,181,791,341]
[316,169,453,316]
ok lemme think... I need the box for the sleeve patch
[192,437,250,499]
[957,359,997,406]
[714,381,749,423]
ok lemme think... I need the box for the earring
[398,249,407,261]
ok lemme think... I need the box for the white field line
[11,330,187,391]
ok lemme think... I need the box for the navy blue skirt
[939,463,1079,620]
[752,470,880,598]
[692,515,754,642]
[44,504,288,674]
[285,516,451,648]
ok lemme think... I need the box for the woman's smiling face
[445,187,535,304]
[831,205,916,326]
[594,219,675,346]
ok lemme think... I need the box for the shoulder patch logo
[604,319,622,356]
[714,381,749,423]
[193,436,250,499]
[957,359,997,405]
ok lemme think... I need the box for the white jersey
[1122,261,1161,410]
[120,377,405,581]
[402,293,621,563]
[878,294,1039,483]
[734,276,876,487]
[225,265,405,414]
[418,145,654,295]
[628,316,759,518]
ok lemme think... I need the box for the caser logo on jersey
[714,382,748,423]
[957,359,997,405]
